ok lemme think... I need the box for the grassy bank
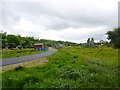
[2,48,47,58]
[2,46,119,88]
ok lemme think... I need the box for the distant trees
[1,32,7,48]
[7,35,21,48]
[98,40,111,47]
[91,38,94,44]
[0,32,76,49]
[87,38,94,44]
[106,28,120,48]
[87,38,90,43]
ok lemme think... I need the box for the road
[1,47,57,66]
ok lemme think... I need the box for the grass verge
[2,48,47,58]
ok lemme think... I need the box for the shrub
[15,66,25,71]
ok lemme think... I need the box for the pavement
[1,47,57,66]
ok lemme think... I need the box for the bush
[106,28,120,48]
[15,66,25,71]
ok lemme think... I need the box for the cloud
[0,0,119,43]
[57,26,109,43]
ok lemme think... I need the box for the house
[34,43,44,50]
[55,44,65,48]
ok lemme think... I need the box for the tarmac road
[1,47,57,66]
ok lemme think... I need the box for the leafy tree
[1,32,8,48]
[1,31,77,49]
[7,35,21,48]
[87,38,90,43]
[106,28,120,48]
[91,37,94,43]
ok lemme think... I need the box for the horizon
[1,31,109,44]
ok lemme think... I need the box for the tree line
[85,28,120,48]
[0,32,77,49]
[0,27,120,49]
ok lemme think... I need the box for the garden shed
[34,43,44,50]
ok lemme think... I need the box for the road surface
[1,47,57,66]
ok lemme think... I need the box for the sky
[0,0,119,43]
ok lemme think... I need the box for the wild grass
[2,46,119,88]
[2,48,47,58]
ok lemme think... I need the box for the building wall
[34,45,43,50]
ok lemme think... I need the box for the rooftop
[34,43,43,46]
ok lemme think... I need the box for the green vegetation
[2,46,119,88]
[1,31,72,58]
[106,28,120,48]
[2,48,46,58]
[0,32,77,49]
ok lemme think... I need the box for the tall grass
[2,46,119,88]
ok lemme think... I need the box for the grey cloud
[0,1,118,43]
[60,31,108,43]
[1,2,117,30]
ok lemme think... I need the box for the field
[1,48,47,58]
[2,46,119,88]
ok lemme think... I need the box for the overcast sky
[0,0,119,43]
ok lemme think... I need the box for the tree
[106,28,120,48]
[99,40,104,44]
[7,35,21,48]
[1,32,7,48]
[91,37,94,44]
[1,31,78,49]
[87,38,90,43]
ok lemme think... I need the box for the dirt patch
[0,58,48,73]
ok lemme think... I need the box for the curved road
[1,47,57,66]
